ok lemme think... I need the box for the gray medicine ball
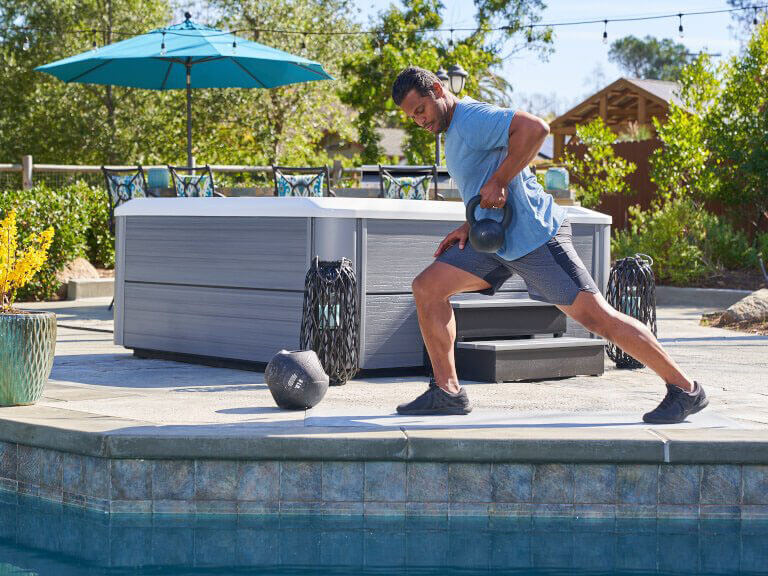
[265,349,329,410]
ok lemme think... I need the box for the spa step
[455,337,606,383]
[451,295,567,340]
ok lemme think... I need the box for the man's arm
[478,110,549,209]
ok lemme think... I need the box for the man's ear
[432,81,445,98]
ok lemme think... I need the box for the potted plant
[0,210,55,406]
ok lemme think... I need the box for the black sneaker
[396,384,472,415]
[642,382,709,424]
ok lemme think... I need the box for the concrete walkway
[10,296,768,436]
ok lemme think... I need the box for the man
[391,66,708,424]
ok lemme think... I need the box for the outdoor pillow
[276,173,325,197]
[175,174,214,197]
[107,174,146,207]
[381,174,432,200]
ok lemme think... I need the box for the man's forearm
[490,118,549,188]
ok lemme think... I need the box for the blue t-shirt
[444,97,567,261]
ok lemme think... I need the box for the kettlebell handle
[466,195,512,228]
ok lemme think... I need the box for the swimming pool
[0,493,765,575]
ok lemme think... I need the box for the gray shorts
[436,220,599,305]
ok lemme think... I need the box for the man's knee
[412,269,450,302]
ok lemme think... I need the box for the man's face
[399,83,448,134]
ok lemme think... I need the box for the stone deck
[1,296,767,517]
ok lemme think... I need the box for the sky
[351,0,748,115]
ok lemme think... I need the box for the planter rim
[0,310,56,318]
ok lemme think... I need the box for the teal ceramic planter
[0,311,56,406]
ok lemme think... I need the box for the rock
[717,288,768,325]
[55,258,99,299]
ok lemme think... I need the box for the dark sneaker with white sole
[396,381,472,415]
[643,381,708,424]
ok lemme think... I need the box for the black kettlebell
[466,195,512,253]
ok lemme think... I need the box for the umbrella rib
[160,61,173,90]
[294,62,330,79]
[66,60,111,83]
[231,59,268,88]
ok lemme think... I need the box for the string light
[91,30,97,50]
[678,13,684,38]
[2,3,767,50]
[160,31,166,56]
[300,33,306,50]
[232,32,237,53]
[22,36,29,51]
[448,28,454,47]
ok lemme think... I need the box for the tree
[561,117,636,209]
[339,0,553,164]
[0,0,172,164]
[608,35,689,81]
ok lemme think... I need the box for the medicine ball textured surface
[264,349,329,410]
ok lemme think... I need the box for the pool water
[0,494,766,575]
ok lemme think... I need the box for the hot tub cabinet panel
[123,283,303,361]
[114,197,611,371]
[124,216,309,290]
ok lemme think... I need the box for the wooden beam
[553,133,566,161]
[599,94,607,120]
[637,96,647,125]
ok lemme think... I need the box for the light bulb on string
[92,30,97,50]
[754,7,759,26]
[527,25,533,43]
[449,28,454,47]
[232,32,237,54]
[22,35,30,51]
[678,14,684,39]
[253,29,259,42]
[602,20,608,45]
[160,31,166,56]
[301,33,306,50]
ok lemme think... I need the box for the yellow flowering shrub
[0,210,54,312]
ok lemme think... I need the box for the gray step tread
[457,337,606,351]
[451,296,556,309]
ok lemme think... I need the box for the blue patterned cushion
[175,174,213,197]
[381,174,431,200]
[107,174,145,206]
[277,173,324,197]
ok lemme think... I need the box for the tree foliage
[561,117,636,209]
[339,0,552,164]
[608,35,689,81]
[651,21,768,233]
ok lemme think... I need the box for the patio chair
[378,164,443,200]
[101,165,152,310]
[101,166,151,235]
[167,164,223,197]
[272,165,335,197]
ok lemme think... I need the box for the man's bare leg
[558,291,693,391]
[411,262,492,394]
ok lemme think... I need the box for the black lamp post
[434,64,468,165]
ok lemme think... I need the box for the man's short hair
[392,66,440,106]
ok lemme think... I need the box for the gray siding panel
[365,219,457,293]
[123,283,302,362]
[124,216,308,290]
[362,294,423,369]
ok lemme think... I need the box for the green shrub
[756,232,768,265]
[0,182,112,301]
[82,185,115,268]
[611,196,709,285]
[700,213,757,270]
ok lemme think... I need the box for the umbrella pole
[186,63,192,170]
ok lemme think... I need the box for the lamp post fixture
[434,64,468,165]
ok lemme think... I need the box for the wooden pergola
[549,78,682,161]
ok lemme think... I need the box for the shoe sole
[643,397,709,425]
[396,407,473,416]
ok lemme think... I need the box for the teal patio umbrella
[36,13,333,166]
